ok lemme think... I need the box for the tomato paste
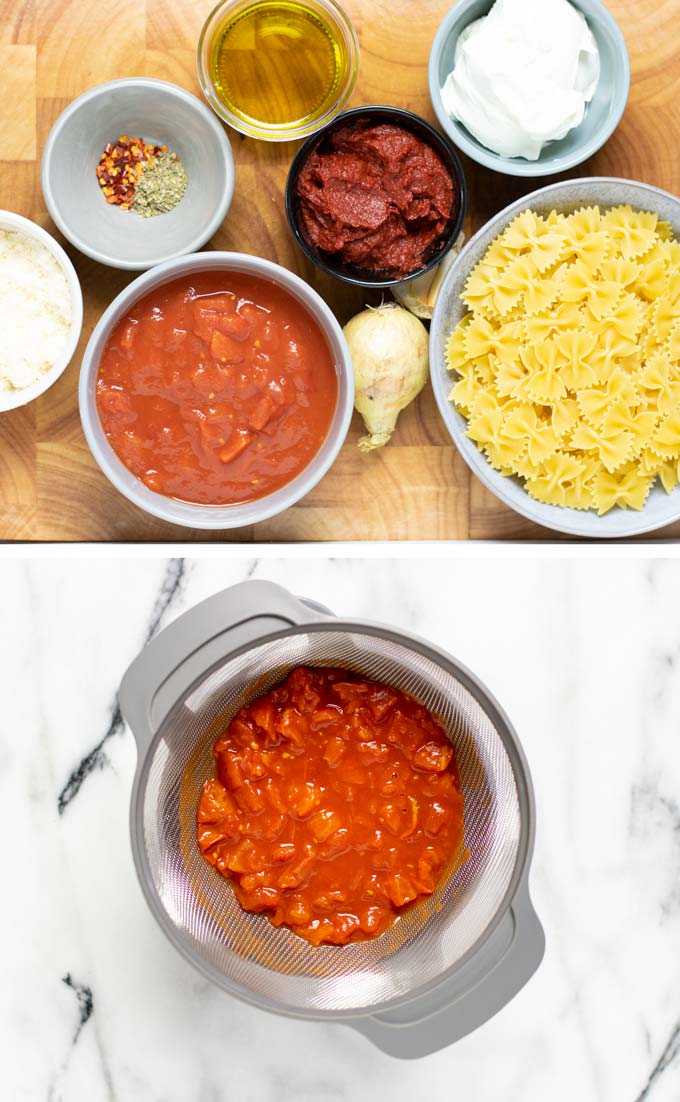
[295,120,456,276]
[96,273,338,506]
[196,666,465,946]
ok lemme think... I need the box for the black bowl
[285,105,468,289]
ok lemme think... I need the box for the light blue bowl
[428,0,630,177]
[430,177,680,539]
[42,78,235,270]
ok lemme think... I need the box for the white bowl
[0,210,83,413]
[41,78,235,271]
[430,177,680,539]
[79,252,354,530]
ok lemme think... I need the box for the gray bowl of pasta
[430,177,680,538]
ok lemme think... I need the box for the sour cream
[441,0,600,161]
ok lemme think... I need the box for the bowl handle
[118,580,332,754]
[350,880,544,1059]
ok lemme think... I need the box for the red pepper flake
[96,135,167,209]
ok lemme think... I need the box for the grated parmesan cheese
[0,228,72,393]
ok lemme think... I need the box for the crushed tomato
[95,273,338,506]
[196,666,465,946]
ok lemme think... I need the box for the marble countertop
[2,550,680,1101]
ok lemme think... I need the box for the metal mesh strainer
[120,581,543,1057]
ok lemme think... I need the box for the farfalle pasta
[446,205,680,515]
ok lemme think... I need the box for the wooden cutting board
[1,0,679,542]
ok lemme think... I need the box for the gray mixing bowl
[42,78,235,270]
[430,177,680,539]
[79,253,353,529]
[429,0,630,177]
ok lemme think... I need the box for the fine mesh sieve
[120,581,543,1057]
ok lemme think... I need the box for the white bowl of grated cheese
[0,210,83,412]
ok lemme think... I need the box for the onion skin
[343,304,430,451]
[391,236,464,319]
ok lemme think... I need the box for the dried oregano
[133,151,188,218]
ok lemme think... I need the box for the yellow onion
[343,303,429,451]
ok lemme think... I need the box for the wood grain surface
[1,0,679,542]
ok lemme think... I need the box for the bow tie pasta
[447,206,680,515]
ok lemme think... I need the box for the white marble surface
[1,550,680,1101]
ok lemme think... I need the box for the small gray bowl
[429,0,630,177]
[42,78,235,271]
[79,252,353,530]
[430,178,680,539]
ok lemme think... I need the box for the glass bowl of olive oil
[197,0,359,142]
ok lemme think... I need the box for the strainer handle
[118,580,332,753]
[352,881,545,1059]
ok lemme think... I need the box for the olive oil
[211,1,350,132]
